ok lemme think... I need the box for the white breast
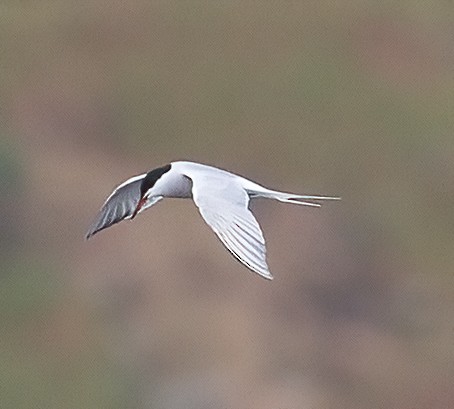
[154,168,193,198]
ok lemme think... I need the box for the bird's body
[86,161,339,279]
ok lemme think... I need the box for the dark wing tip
[85,229,96,240]
[85,174,145,241]
[85,219,105,240]
[85,207,126,240]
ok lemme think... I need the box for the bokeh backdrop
[2,2,453,408]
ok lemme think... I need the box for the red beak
[131,196,147,219]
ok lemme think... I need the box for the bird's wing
[86,174,162,239]
[190,174,272,279]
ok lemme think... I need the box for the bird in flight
[86,161,339,279]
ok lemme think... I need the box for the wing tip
[259,271,274,280]
[85,220,108,240]
[249,264,273,280]
[85,226,99,240]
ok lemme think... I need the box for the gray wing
[191,175,272,280]
[86,174,150,239]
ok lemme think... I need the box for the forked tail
[257,189,340,207]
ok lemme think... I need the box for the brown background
[2,2,453,408]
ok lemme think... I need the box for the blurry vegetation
[0,139,25,260]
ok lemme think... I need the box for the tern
[86,161,339,279]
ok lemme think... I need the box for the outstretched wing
[190,174,272,280]
[86,174,160,239]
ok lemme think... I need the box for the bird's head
[131,163,171,219]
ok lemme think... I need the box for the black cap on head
[140,163,172,197]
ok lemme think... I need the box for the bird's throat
[131,197,146,219]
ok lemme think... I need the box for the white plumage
[86,161,339,279]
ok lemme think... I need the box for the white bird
[86,161,339,279]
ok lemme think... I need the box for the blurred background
[1,1,453,408]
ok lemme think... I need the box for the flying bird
[86,161,339,279]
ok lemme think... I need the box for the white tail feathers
[277,197,322,207]
[259,190,340,207]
